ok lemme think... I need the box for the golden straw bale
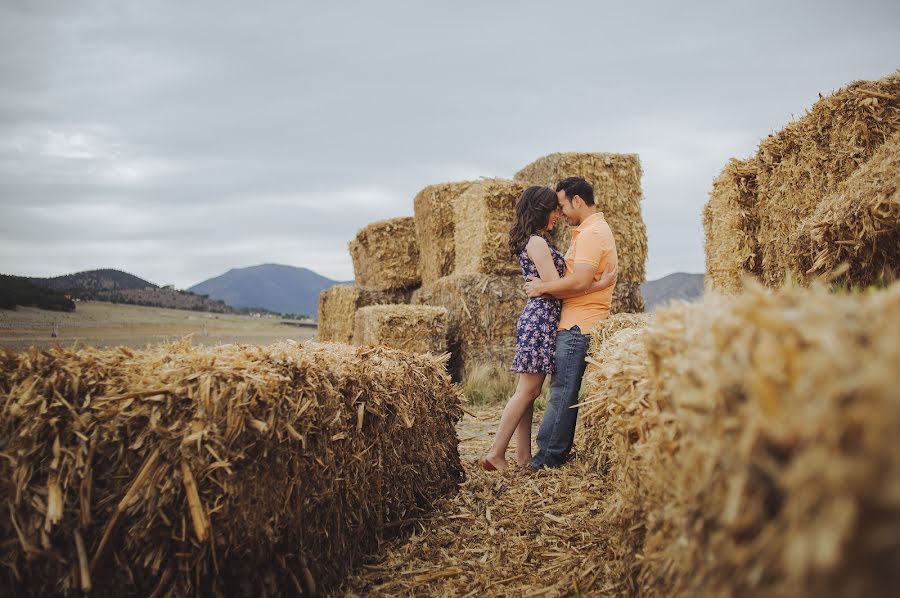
[610,280,645,314]
[752,73,900,286]
[703,157,760,293]
[414,181,476,285]
[515,152,647,282]
[791,132,900,286]
[353,304,449,355]
[349,217,421,291]
[588,311,651,346]
[0,340,462,596]
[452,179,529,276]
[412,273,524,381]
[580,282,900,597]
[318,284,412,343]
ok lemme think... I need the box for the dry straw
[318,284,413,343]
[610,280,645,314]
[414,181,476,285]
[706,73,900,290]
[349,217,421,291]
[0,340,462,596]
[413,273,524,381]
[515,152,648,283]
[791,131,900,286]
[353,304,449,355]
[452,179,529,276]
[580,282,900,597]
[703,158,760,293]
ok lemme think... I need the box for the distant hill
[640,273,704,310]
[189,264,344,318]
[26,269,233,313]
[30,268,157,295]
[0,275,75,311]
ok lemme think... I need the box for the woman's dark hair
[508,186,559,256]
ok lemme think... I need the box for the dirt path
[338,406,620,597]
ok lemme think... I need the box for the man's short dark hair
[556,176,594,206]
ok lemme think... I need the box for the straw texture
[0,341,462,596]
[353,305,449,355]
[580,282,900,596]
[414,182,476,285]
[452,179,529,276]
[318,284,412,344]
[412,273,523,381]
[349,217,421,291]
[791,131,900,285]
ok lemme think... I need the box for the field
[0,301,316,352]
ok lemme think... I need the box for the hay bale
[751,73,900,286]
[353,304,449,355]
[349,217,421,291]
[514,152,647,282]
[610,280,645,314]
[452,179,529,276]
[414,181,476,285]
[580,282,900,597]
[318,284,412,343]
[0,341,462,596]
[791,131,900,286]
[588,311,651,346]
[703,158,760,293]
[412,273,524,381]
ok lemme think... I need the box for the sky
[1,1,898,288]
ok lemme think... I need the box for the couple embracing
[483,176,617,471]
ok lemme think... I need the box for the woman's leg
[484,372,545,470]
[514,401,535,466]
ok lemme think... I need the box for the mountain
[189,264,344,318]
[640,273,704,311]
[25,268,233,313]
[30,268,157,294]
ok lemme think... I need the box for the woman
[483,186,615,471]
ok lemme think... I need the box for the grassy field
[0,301,317,352]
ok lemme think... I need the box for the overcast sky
[1,1,898,288]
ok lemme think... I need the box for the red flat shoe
[482,458,497,471]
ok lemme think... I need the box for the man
[523,176,618,469]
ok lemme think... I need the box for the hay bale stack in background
[353,305,449,354]
[703,158,760,293]
[514,152,648,287]
[318,284,413,343]
[452,179,529,276]
[413,273,523,380]
[579,282,900,597]
[743,73,899,287]
[349,217,421,291]
[0,341,462,596]
[414,181,476,285]
[791,131,900,286]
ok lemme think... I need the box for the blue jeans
[530,326,591,469]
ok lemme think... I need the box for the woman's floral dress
[510,236,566,374]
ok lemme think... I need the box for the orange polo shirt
[558,212,618,332]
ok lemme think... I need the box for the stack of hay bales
[0,341,462,596]
[704,73,900,291]
[515,152,648,313]
[579,282,900,597]
[319,216,420,343]
[353,304,449,355]
[413,179,529,380]
[318,285,414,344]
[414,181,476,285]
[413,274,524,380]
